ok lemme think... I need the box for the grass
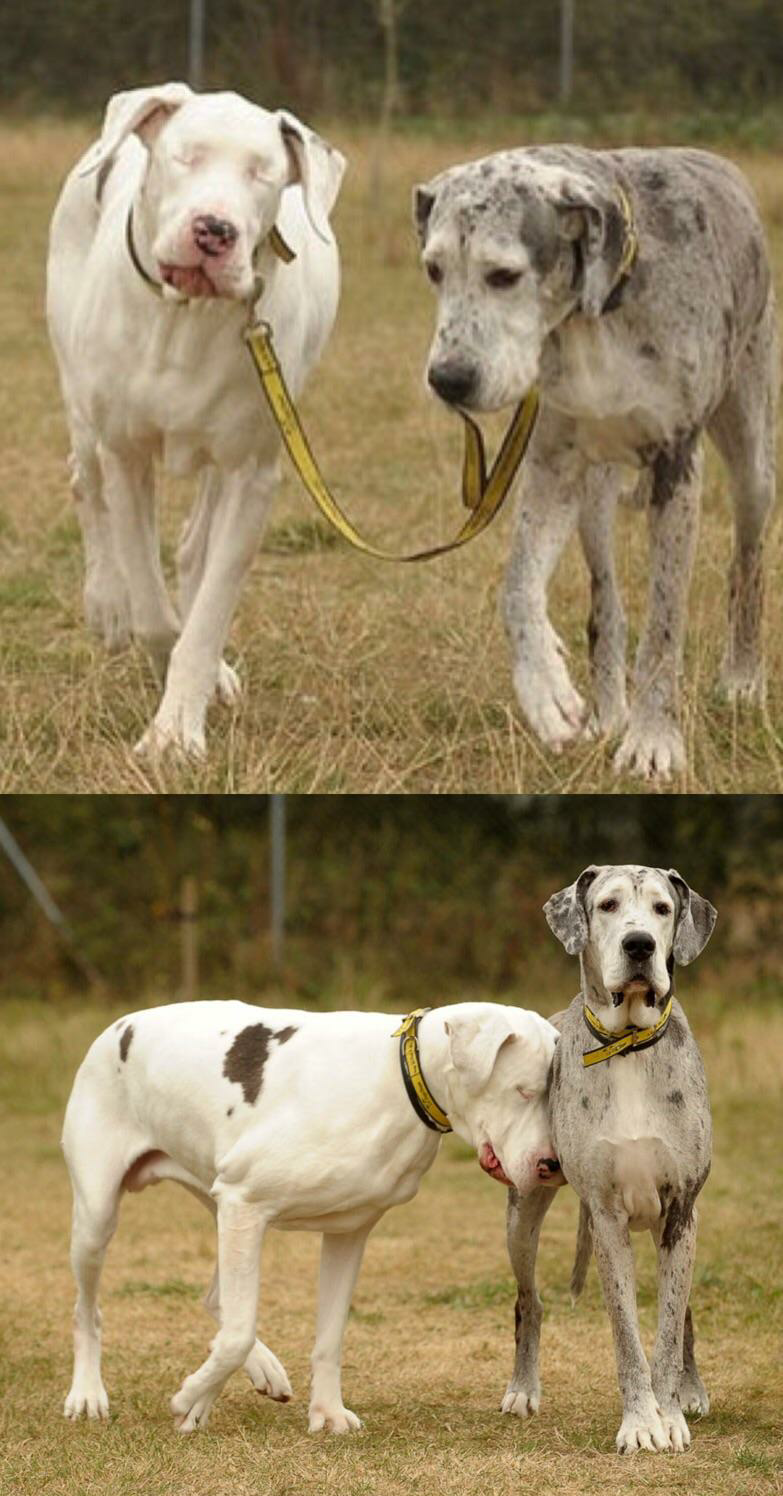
[0,994,781,1496]
[0,119,782,790]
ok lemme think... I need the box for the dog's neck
[579,951,674,1033]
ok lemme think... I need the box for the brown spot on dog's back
[119,1024,134,1062]
[223,1023,297,1105]
[223,1024,273,1105]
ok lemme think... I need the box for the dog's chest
[540,320,684,463]
[595,1055,687,1228]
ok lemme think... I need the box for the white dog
[47,83,344,755]
[62,1000,559,1433]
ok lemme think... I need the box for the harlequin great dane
[415,146,778,781]
[47,83,344,757]
[62,1000,559,1432]
[502,864,716,1453]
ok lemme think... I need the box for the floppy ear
[556,186,629,317]
[412,184,437,246]
[79,82,193,177]
[445,1011,517,1095]
[278,112,346,244]
[665,870,717,965]
[543,866,601,955]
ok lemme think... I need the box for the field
[0,993,780,1496]
[0,121,782,792]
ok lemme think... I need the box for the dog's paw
[244,1341,292,1402]
[84,577,133,653]
[64,1377,110,1421]
[658,1405,691,1453]
[613,719,685,782]
[615,1402,671,1454]
[500,1384,540,1417]
[513,663,587,752]
[679,1373,709,1417]
[215,659,242,707]
[308,1402,362,1434]
[134,712,207,762]
[717,659,766,708]
[171,1381,218,1433]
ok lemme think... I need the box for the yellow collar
[391,1008,451,1133]
[582,994,673,1067]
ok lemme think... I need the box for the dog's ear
[412,184,437,246]
[543,866,601,955]
[665,870,717,965]
[444,1011,517,1095]
[556,185,629,317]
[79,82,193,177]
[278,112,346,244]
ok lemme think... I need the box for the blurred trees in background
[1,796,781,1004]
[3,0,782,120]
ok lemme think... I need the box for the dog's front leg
[614,439,702,782]
[100,445,180,676]
[649,1203,700,1450]
[135,456,278,758]
[590,1205,672,1453]
[309,1222,376,1434]
[504,417,587,751]
[501,1184,557,1417]
[577,465,628,738]
[171,1191,268,1432]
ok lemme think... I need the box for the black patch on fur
[223,1023,297,1105]
[649,429,699,508]
[581,1094,590,1110]
[223,1023,274,1105]
[667,1013,686,1048]
[514,1296,521,1345]
[226,1107,234,1117]
[641,167,667,191]
[119,1025,134,1062]
[662,1165,708,1251]
[639,342,659,360]
[667,1089,684,1107]
[694,202,707,232]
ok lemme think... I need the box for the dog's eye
[598,898,618,913]
[654,902,672,916]
[485,268,522,289]
[425,261,443,285]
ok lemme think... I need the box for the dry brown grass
[1,121,782,791]
[0,994,780,1496]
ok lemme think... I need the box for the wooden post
[560,0,574,105]
[270,796,286,971]
[180,875,199,1002]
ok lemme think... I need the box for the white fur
[47,85,344,756]
[62,999,558,1432]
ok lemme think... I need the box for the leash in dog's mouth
[582,992,673,1067]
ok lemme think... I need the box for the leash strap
[391,1008,452,1133]
[245,320,539,563]
[582,994,673,1067]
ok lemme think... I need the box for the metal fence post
[270,796,286,971]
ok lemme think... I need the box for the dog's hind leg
[501,1184,557,1417]
[679,1303,709,1416]
[708,292,778,706]
[62,1136,128,1420]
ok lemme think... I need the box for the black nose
[621,931,656,961]
[428,362,478,406]
[193,215,238,254]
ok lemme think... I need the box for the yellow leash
[245,320,539,563]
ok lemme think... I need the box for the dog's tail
[570,1201,593,1304]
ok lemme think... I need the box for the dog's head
[413,148,630,412]
[544,865,716,1030]
[442,1004,561,1196]
[82,84,345,301]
